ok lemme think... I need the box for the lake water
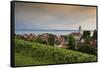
[15,30,79,35]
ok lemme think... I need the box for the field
[15,39,96,66]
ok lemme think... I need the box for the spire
[79,26,82,34]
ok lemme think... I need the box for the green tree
[68,35,76,50]
[92,30,97,40]
[82,31,90,38]
[82,31,91,44]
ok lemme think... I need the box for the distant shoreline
[16,29,94,32]
[15,30,94,36]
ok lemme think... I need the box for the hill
[15,39,96,66]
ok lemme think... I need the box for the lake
[15,30,79,35]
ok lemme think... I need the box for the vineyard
[15,39,96,66]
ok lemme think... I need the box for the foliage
[15,53,56,66]
[32,35,44,44]
[68,35,76,50]
[77,44,97,55]
[92,30,97,40]
[15,39,96,66]
[15,34,22,39]
[81,31,91,44]
[82,31,91,38]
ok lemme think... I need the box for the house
[27,33,35,41]
[54,35,69,48]
[41,33,49,44]
[71,32,82,44]
[90,39,97,48]
[23,34,29,40]
[22,33,35,41]
[70,26,83,44]
[71,33,81,39]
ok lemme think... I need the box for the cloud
[15,2,96,30]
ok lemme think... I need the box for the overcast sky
[15,2,97,31]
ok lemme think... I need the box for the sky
[15,2,97,31]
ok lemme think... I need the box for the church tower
[79,26,82,34]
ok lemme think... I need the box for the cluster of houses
[19,26,97,49]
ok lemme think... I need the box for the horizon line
[16,29,96,31]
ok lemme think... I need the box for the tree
[92,30,97,40]
[48,34,55,46]
[68,35,76,50]
[82,31,91,44]
[82,31,91,38]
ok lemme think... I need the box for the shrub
[32,36,43,44]
[15,35,22,39]
[77,44,97,55]
[68,35,76,50]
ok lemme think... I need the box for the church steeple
[79,26,82,34]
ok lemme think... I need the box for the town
[15,26,97,55]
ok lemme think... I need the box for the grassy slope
[15,39,96,66]
[15,53,56,66]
